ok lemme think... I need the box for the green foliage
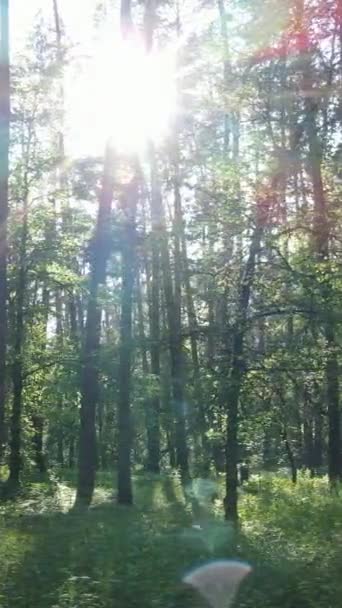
[0,474,342,608]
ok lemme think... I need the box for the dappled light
[67,36,178,156]
[1,0,341,606]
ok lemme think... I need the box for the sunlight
[66,34,178,157]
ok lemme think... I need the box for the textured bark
[0,0,9,459]
[32,285,49,473]
[117,176,138,505]
[138,270,160,473]
[148,143,188,476]
[282,427,297,484]
[32,415,46,474]
[8,195,28,485]
[182,230,209,472]
[75,145,115,507]
[303,385,314,475]
[55,288,64,466]
[224,227,261,522]
[146,154,162,473]
[170,153,188,477]
[291,0,340,486]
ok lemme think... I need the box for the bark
[301,22,340,485]
[146,159,162,472]
[32,415,46,474]
[117,175,138,505]
[303,384,314,475]
[181,230,209,472]
[0,0,9,460]
[8,192,28,486]
[170,150,189,477]
[142,0,161,474]
[68,436,75,468]
[282,427,297,484]
[326,323,340,485]
[137,270,160,473]
[75,144,115,507]
[313,399,323,469]
[32,285,49,473]
[224,226,261,522]
[55,288,64,466]
[148,144,188,476]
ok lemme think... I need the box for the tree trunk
[296,0,340,487]
[181,230,209,472]
[303,384,314,475]
[0,0,9,460]
[282,427,297,484]
[32,415,46,474]
[148,143,188,476]
[55,288,64,466]
[224,226,261,522]
[117,175,138,505]
[146,154,162,472]
[32,285,49,473]
[137,270,160,473]
[75,144,115,507]
[8,195,28,486]
[170,150,189,478]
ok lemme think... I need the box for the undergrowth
[0,472,340,608]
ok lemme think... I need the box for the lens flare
[183,560,251,608]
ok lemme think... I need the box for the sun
[66,34,178,157]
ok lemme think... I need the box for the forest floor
[0,472,341,608]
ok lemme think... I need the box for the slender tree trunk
[303,384,314,475]
[313,398,323,469]
[68,436,75,469]
[75,144,115,507]
[8,195,28,486]
[148,143,188,476]
[117,176,138,505]
[181,231,209,472]
[0,0,9,460]
[296,0,340,487]
[224,226,261,522]
[32,415,46,474]
[147,158,162,472]
[32,285,49,473]
[137,271,160,472]
[170,150,189,478]
[55,288,64,466]
[282,427,297,484]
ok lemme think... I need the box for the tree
[0,0,9,459]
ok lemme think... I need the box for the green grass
[0,472,341,608]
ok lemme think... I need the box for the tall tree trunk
[181,230,209,472]
[282,426,297,484]
[148,143,188,476]
[32,285,49,473]
[137,270,160,472]
[146,155,161,472]
[55,288,64,466]
[0,0,9,460]
[303,383,314,475]
[75,144,115,507]
[8,194,28,486]
[170,148,189,477]
[224,226,261,522]
[298,0,340,485]
[117,175,138,505]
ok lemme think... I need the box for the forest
[0,0,341,606]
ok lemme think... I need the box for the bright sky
[12,0,216,158]
[12,0,178,156]
[12,0,95,50]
